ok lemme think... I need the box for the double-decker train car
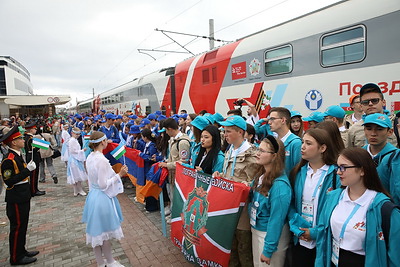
[161,0,400,117]
[76,67,174,115]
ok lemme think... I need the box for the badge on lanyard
[331,237,340,266]
[250,201,259,227]
[301,201,314,225]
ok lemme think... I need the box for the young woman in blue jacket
[249,135,292,266]
[288,128,341,267]
[315,147,400,267]
[191,125,224,175]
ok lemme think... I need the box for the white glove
[27,161,36,171]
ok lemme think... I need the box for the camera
[233,99,245,106]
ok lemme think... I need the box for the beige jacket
[223,144,259,230]
[35,133,57,159]
[347,119,397,148]
[166,133,191,184]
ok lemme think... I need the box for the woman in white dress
[82,131,127,267]
[60,123,71,165]
[67,127,87,196]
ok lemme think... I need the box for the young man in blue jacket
[268,107,302,176]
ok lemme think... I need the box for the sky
[0,0,340,107]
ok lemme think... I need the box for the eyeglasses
[336,165,359,172]
[256,148,275,154]
[360,98,381,106]
[268,117,281,122]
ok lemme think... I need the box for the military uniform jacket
[1,150,31,203]
[24,133,41,164]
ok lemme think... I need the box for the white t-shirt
[330,188,377,255]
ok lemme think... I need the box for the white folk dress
[82,151,124,247]
[61,129,71,162]
[66,137,88,184]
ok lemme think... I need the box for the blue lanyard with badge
[223,140,246,177]
[301,170,327,226]
[332,192,361,266]
[250,177,268,227]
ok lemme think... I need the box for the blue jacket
[249,174,292,258]
[99,125,120,143]
[283,133,302,176]
[315,189,400,267]
[377,149,400,205]
[288,164,340,243]
[362,142,397,166]
[139,141,158,174]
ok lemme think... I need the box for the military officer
[24,121,45,196]
[1,126,39,265]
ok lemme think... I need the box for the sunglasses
[360,98,381,106]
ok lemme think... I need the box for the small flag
[111,143,126,160]
[84,135,90,140]
[32,138,50,150]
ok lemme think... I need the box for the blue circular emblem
[305,90,323,111]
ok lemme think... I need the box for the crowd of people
[1,82,400,266]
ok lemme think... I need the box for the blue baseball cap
[362,113,392,129]
[128,114,138,119]
[303,112,324,123]
[147,114,157,120]
[74,114,82,120]
[100,109,106,113]
[191,116,210,131]
[212,113,225,123]
[129,125,141,134]
[179,113,188,120]
[203,113,215,124]
[139,118,151,127]
[157,115,167,121]
[324,105,345,119]
[290,111,302,118]
[105,113,116,120]
[100,119,106,123]
[155,110,162,116]
[219,115,247,131]
[116,115,123,120]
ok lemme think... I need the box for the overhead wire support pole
[158,30,195,56]
[155,28,231,43]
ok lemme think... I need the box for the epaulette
[7,153,15,160]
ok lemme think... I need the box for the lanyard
[338,191,361,241]
[311,170,327,201]
[223,140,246,177]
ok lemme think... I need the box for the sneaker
[107,260,125,267]
[52,177,58,184]
[39,179,45,183]
[164,206,171,216]
[166,217,172,224]
[78,191,87,196]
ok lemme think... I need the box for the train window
[264,45,292,76]
[212,67,217,83]
[202,69,210,84]
[321,25,365,67]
